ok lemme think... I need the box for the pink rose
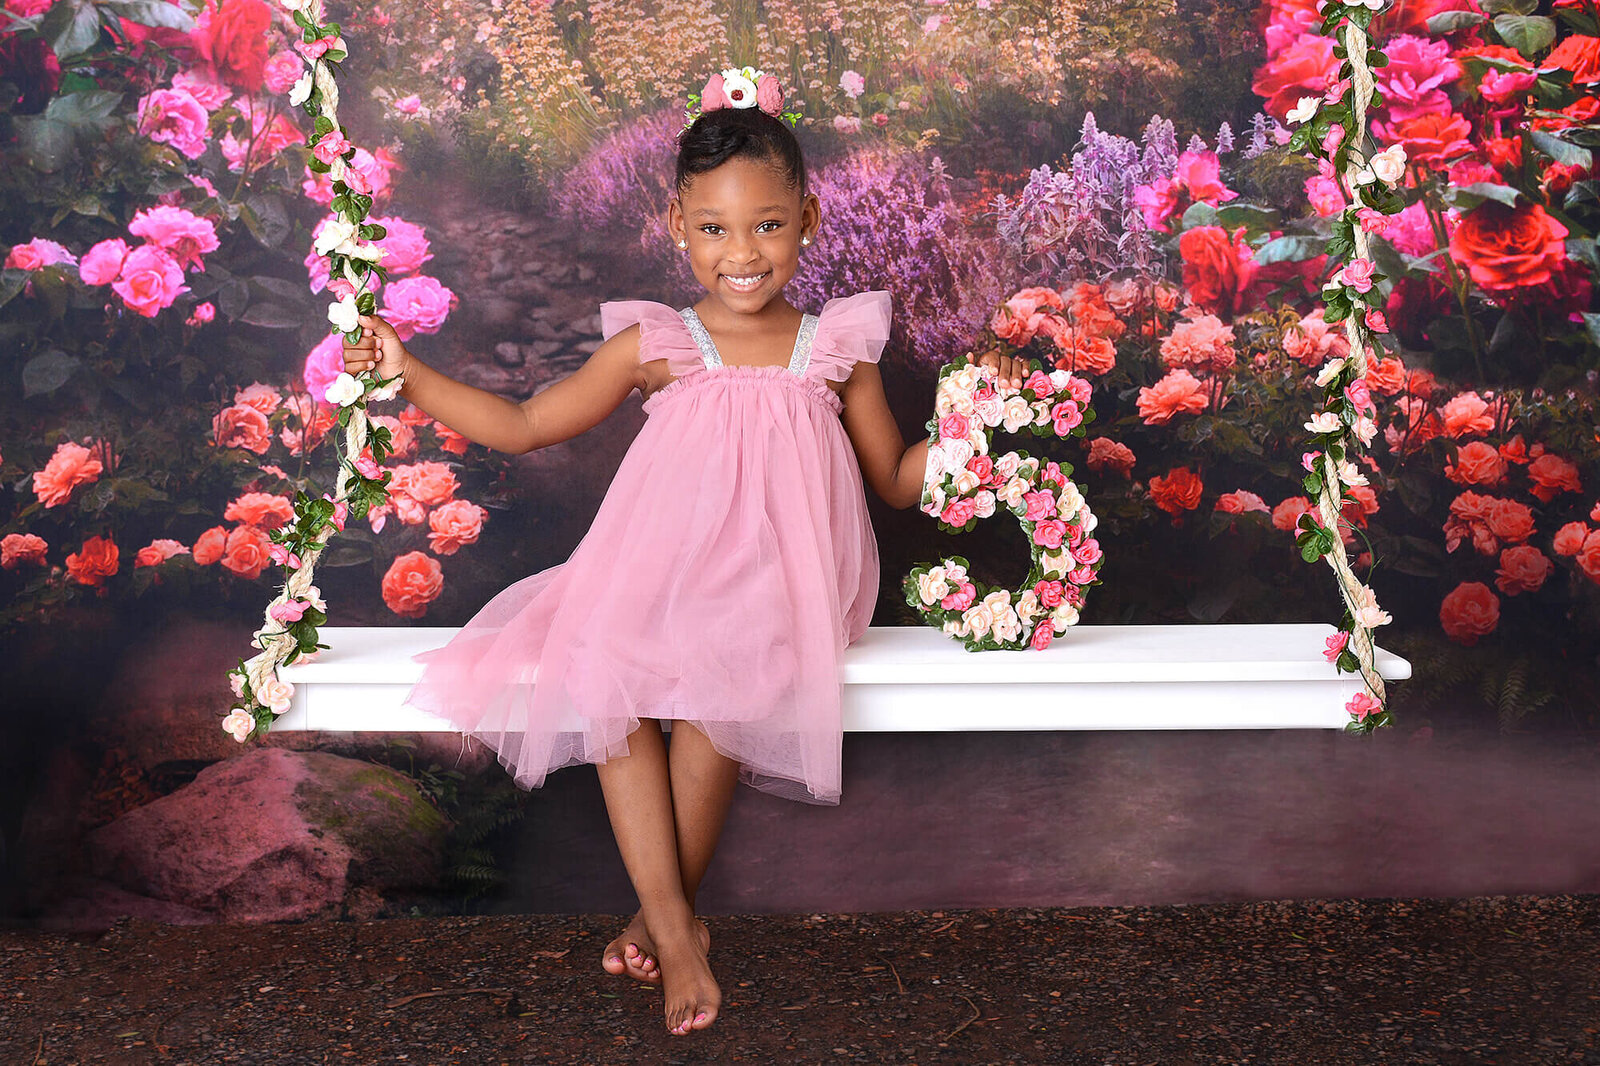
[311,128,352,166]
[212,403,271,453]
[427,499,487,556]
[128,205,219,272]
[369,215,432,276]
[186,301,215,326]
[1032,519,1067,549]
[1343,378,1374,414]
[5,238,76,271]
[940,580,976,612]
[171,69,231,111]
[756,73,783,115]
[1030,623,1054,650]
[1074,539,1102,565]
[354,455,383,479]
[1034,580,1064,608]
[1324,630,1349,662]
[1346,692,1382,721]
[937,412,970,442]
[2,532,49,569]
[79,238,129,285]
[1022,490,1057,522]
[966,455,994,483]
[393,94,421,115]
[262,51,302,95]
[111,244,189,317]
[301,334,345,399]
[700,73,727,111]
[136,88,210,159]
[380,275,456,341]
[941,497,978,527]
[1337,258,1377,293]
[1364,308,1389,333]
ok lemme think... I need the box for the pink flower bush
[111,245,190,317]
[136,88,211,159]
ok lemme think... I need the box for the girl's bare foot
[600,910,710,984]
[647,918,721,1035]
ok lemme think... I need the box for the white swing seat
[270,623,1411,733]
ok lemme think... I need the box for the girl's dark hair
[675,106,807,197]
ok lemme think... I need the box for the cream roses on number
[904,354,1104,652]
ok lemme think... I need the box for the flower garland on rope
[220,0,404,743]
[1286,0,1405,732]
[904,352,1104,652]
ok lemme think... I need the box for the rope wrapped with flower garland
[1285,0,1405,732]
[905,354,1104,652]
[221,0,403,742]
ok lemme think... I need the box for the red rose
[1439,581,1499,646]
[1179,226,1255,318]
[0,33,60,115]
[1448,200,1570,292]
[1149,466,1204,517]
[192,0,273,93]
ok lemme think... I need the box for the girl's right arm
[344,312,645,455]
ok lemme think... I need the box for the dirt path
[3,894,1596,1063]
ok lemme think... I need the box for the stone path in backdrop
[3,895,1597,1064]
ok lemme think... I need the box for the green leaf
[43,89,122,130]
[40,0,101,58]
[1179,201,1219,231]
[1581,313,1600,350]
[239,302,303,329]
[250,274,310,303]
[1447,182,1523,211]
[1426,10,1487,32]
[100,0,194,31]
[1527,128,1593,170]
[0,269,28,311]
[12,115,75,172]
[1493,14,1556,58]
[22,349,81,397]
[241,194,292,248]
[1255,235,1325,265]
[1215,203,1281,232]
[1479,0,1537,14]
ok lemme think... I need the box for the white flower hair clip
[679,65,803,142]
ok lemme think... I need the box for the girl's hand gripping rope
[343,313,410,381]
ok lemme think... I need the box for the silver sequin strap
[787,313,819,376]
[678,307,722,369]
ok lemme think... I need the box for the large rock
[83,748,449,923]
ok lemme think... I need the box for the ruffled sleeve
[805,290,892,384]
[599,300,703,378]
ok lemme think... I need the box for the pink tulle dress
[401,290,893,805]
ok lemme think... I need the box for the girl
[342,70,1027,1037]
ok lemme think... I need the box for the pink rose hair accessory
[679,64,803,142]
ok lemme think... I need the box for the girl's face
[668,156,820,314]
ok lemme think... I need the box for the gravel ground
[2,894,1597,1065]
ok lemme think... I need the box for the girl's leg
[602,721,738,985]
[593,718,724,1034]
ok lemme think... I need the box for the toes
[690,1007,715,1029]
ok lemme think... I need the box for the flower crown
[679,65,803,142]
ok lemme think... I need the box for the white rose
[1370,144,1407,187]
[1057,481,1084,519]
[1017,589,1040,622]
[963,602,995,637]
[314,217,358,256]
[973,490,996,518]
[1314,356,1348,388]
[1032,400,1052,427]
[923,485,947,516]
[367,376,403,402]
[722,70,759,106]
[935,391,954,417]
[257,677,295,713]
[991,604,1022,643]
[917,569,951,606]
[973,395,1005,428]
[924,441,950,481]
[327,292,360,333]
[949,389,976,416]
[1051,602,1081,632]
[1286,95,1319,125]
[998,476,1029,508]
[1305,411,1342,434]
[305,584,327,612]
[1336,459,1368,487]
[944,438,975,470]
[943,561,969,582]
[1039,549,1070,577]
[995,452,1022,480]
[324,371,363,407]
[1017,457,1041,481]
[952,467,981,495]
[1048,369,1071,392]
[1001,396,1033,433]
[288,69,314,106]
[221,708,256,742]
[942,616,972,638]
[1083,508,1098,534]
[951,364,981,392]
[1353,415,1378,447]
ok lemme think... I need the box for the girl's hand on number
[342,313,410,380]
[964,347,1027,390]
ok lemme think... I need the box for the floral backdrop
[2,0,1598,784]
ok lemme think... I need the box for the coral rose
[382,550,444,618]
[1086,436,1135,478]
[65,534,119,586]
[1272,495,1314,532]
[212,402,272,453]
[1439,581,1499,646]
[192,0,273,92]
[1137,368,1209,425]
[1494,544,1552,596]
[1552,521,1588,556]
[1443,440,1505,486]
[1179,225,1256,317]
[1579,530,1600,586]
[192,525,227,565]
[1,532,48,569]
[224,491,295,529]
[1149,466,1203,516]
[33,440,104,508]
[112,244,189,317]
[427,500,488,556]
[1526,452,1581,504]
[220,524,273,579]
[1448,201,1570,292]
[135,538,191,567]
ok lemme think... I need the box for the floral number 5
[903,356,1105,652]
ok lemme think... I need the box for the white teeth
[724,271,768,290]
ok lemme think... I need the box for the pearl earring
[801,236,811,246]
[677,241,686,249]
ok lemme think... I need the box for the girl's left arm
[840,351,1031,510]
